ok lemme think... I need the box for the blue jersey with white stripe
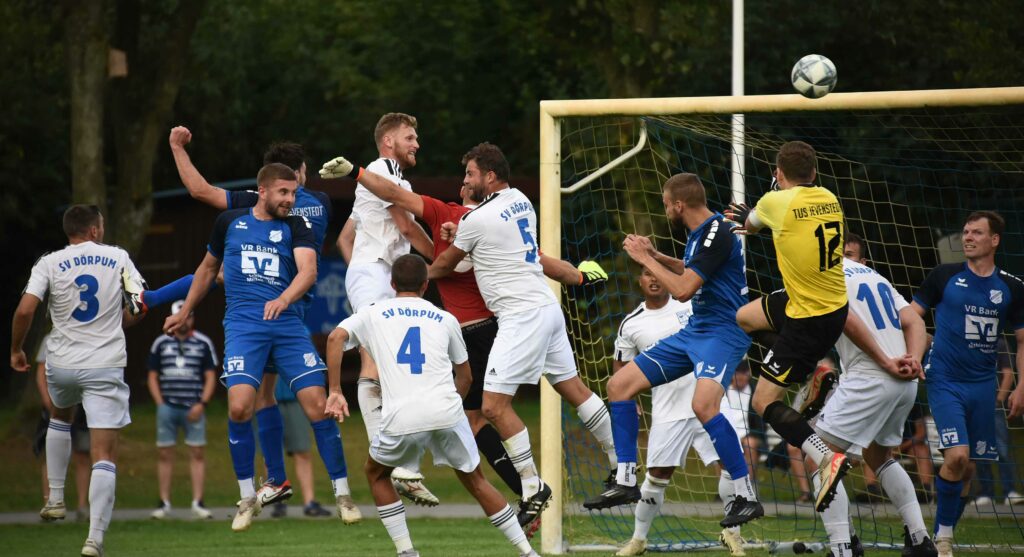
[682,213,749,336]
[207,208,317,326]
[914,263,1024,383]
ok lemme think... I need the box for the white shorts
[646,418,719,468]
[483,304,578,396]
[370,416,481,474]
[815,373,917,453]
[47,366,131,429]
[346,261,396,312]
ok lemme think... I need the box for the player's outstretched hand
[724,203,752,234]
[264,298,289,320]
[10,349,29,373]
[169,126,192,148]
[440,221,458,242]
[326,392,350,422]
[320,156,357,180]
[577,260,608,286]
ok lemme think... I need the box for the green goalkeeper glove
[320,156,361,180]
[577,260,608,286]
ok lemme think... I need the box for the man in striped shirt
[147,300,217,520]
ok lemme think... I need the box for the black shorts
[461,317,498,411]
[759,292,848,388]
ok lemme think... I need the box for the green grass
[2,399,541,513]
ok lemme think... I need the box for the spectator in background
[270,378,332,518]
[973,337,1024,507]
[147,301,217,520]
[34,332,91,521]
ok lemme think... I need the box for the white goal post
[537,86,1024,555]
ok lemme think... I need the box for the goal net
[538,88,1024,554]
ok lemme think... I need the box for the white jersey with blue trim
[339,297,469,435]
[452,187,555,316]
[24,241,145,369]
[351,157,415,265]
[835,258,911,379]
[613,298,695,424]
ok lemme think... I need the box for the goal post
[538,86,1024,555]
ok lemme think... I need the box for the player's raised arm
[539,257,609,287]
[623,235,703,302]
[428,245,468,280]
[169,126,228,210]
[321,156,426,218]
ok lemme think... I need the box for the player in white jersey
[325,255,539,557]
[428,143,616,532]
[10,205,146,557]
[337,112,438,505]
[612,267,746,557]
[812,234,937,557]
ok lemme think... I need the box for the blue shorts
[222,318,326,393]
[156,403,206,447]
[634,326,751,389]
[926,376,997,460]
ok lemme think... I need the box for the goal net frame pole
[537,86,1024,555]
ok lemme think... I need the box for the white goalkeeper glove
[320,156,361,180]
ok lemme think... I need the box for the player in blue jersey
[910,211,1024,557]
[582,173,762,527]
[152,128,361,521]
[163,163,355,532]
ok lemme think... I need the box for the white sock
[378,501,413,552]
[576,394,617,467]
[719,470,736,512]
[616,461,638,487]
[88,461,117,544]
[357,378,383,441]
[634,475,669,540]
[732,473,757,501]
[489,504,533,554]
[801,434,831,467]
[936,524,953,539]
[238,478,256,499]
[45,419,72,505]
[502,428,540,498]
[813,471,851,553]
[333,477,351,497]
[877,459,928,545]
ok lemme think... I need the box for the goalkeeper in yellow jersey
[725,141,852,518]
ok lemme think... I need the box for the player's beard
[268,200,292,218]
[398,147,417,169]
[669,213,686,234]
[468,187,485,203]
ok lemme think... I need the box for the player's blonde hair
[374,113,418,147]
[663,173,707,208]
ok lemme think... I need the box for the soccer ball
[791,54,837,99]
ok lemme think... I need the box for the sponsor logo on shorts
[303,352,318,367]
[976,440,988,455]
[226,356,245,372]
[940,428,959,446]
[269,230,283,243]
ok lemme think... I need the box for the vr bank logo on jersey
[226,356,245,372]
[964,314,999,342]
[241,250,280,277]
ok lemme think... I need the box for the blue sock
[934,475,962,531]
[610,400,639,465]
[703,413,749,480]
[228,420,256,480]
[144,274,194,309]
[311,418,348,480]
[256,406,287,484]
